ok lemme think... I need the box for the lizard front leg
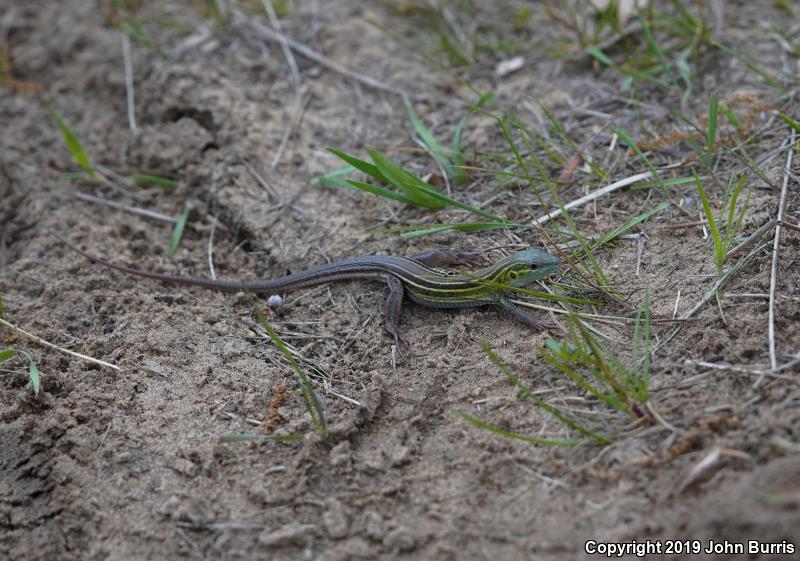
[497,296,553,331]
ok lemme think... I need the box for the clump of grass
[316,147,515,228]
[460,293,653,446]
[540,294,652,421]
[583,4,710,103]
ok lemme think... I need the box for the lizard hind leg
[409,248,480,268]
[383,275,409,349]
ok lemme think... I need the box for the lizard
[60,240,561,348]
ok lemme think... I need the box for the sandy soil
[2,1,799,560]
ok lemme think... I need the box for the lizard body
[63,241,560,346]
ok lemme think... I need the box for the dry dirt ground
[2,1,800,560]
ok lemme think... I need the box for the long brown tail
[56,235,252,292]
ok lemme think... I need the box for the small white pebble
[267,294,284,309]
[495,56,525,77]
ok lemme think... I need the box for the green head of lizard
[489,248,561,288]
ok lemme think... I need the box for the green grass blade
[718,101,741,128]
[403,94,460,182]
[614,126,664,191]
[640,15,676,85]
[573,321,632,409]
[27,359,40,397]
[779,114,800,133]
[630,290,651,401]
[451,115,466,184]
[310,164,358,185]
[541,334,628,413]
[706,96,719,156]
[369,149,511,221]
[367,149,447,208]
[255,309,327,436]
[131,174,179,188]
[693,170,723,275]
[169,207,190,256]
[586,46,670,88]
[455,411,592,446]
[723,174,747,250]
[316,163,419,205]
[591,202,670,250]
[713,42,789,94]
[395,221,513,238]
[0,348,40,396]
[345,180,418,205]
[632,175,705,190]
[327,148,390,184]
[48,107,94,177]
[770,22,800,57]
[122,18,168,59]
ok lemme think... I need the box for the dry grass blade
[0,316,120,371]
[766,129,796,377]
[673,447,751,496]
[247,17,419,99]
[71,191,177,223]
[121,30,136,130]
[532,171,653,226]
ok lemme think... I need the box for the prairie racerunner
[61,242,561,347]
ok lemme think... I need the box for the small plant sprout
[693,170,749,279]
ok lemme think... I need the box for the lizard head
[491,248,561,288]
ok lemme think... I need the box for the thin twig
[207,215,218,280]
[765,129,795,381]
[241,159,279,202]
[533,171,653,226]
[271,84,310,171]
[247,19,419,99]
[71,191,177,223]
[326,389,361,406]
[724,218,776,262]
[260,0,300,85]
[779,219,800,233]
[645,401,682,434]
[672,289,682,319]
[686,355,800,383]
[121,30,136,130]
[0,317,121,371]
